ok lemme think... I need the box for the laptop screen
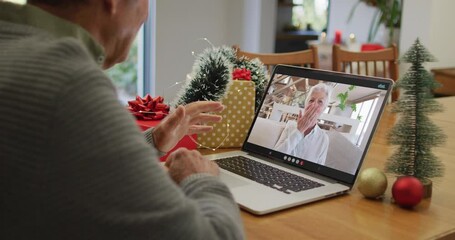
[243,65,392,185]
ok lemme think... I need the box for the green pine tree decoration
[174,45,268,113]
[174,46,234,106]
[232,56,268,112]
[385,38,446,182]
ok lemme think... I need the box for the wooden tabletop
[201,96,455,240]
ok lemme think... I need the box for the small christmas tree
[174,46,234,106]
[385,38,446,182]
[174,45,268,113]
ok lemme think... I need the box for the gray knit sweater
[0,2,244,239]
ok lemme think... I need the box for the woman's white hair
[304,82,332,109]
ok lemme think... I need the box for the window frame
[141,0,156,96]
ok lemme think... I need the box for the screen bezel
[242,65,393,186]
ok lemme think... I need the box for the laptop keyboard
[215,156,324,194]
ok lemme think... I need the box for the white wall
[259,0,277,53]
[155,0,276,102]
[155,0,455,101]
[156,0,234,101]
[327,0,378,45]
[399,0,455,71]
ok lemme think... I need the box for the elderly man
[0,0,244,239]
[274,83,332,165]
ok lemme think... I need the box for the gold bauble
[357,168,388,199]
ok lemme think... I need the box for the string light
[188,123,230,151]
[167,37,217,102]
[160,37,260,150]
[188,79,251,150]
[161,80,184,104]
[159,70,233,151]
[138,111,169,115]
[191,37,215,57]
[198,37,215,48]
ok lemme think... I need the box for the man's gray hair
[304,82,332,109]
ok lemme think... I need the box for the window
[291,0,329,32]
[14,1,157,104]
[276,0,330,52]
[352,97,378,146]
[106,0,156,104]
[105,37,140,104]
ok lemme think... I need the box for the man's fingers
[307,105,317,115]
[184,101,225,116]
[162,105,185,127]
[164,157,173,168]
[187,125,214,135]
[304,105,319,121]
[189,113,222,125]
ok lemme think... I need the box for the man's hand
[296,104,321,135]
[165,148,219,184]
[152,101,224,153]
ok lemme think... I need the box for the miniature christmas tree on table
[385,39,446,196]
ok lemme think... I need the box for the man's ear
[103,0,118,15]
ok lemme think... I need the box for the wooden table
[201,96,455,239]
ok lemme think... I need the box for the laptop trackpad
[220,172,250,188]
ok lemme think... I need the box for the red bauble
[392,176,424,208]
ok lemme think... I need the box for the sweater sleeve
[47,64,244,239]
[143,127,167,157]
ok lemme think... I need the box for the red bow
[232,68,251,80]
[127,94,170,120]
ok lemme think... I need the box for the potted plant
[348,0,402,46]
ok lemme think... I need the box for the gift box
[198,80,255,148]
[137,119,197,161]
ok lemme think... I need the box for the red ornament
[232,68,251,80]
[392,176,424,208]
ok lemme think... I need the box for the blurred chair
[332,44,399,101]
[233,45,319,74]
[233,45,320,114]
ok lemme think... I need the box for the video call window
[247,73,388,175]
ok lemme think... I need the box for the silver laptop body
[205,65,393,215]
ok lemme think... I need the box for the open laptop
[205,65,393,215]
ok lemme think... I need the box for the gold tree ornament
[357,168,388,199]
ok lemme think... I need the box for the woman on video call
[274,83,332,165]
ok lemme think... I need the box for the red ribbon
[127,94,170,120]
[232,68,251,80]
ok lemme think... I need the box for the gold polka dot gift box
[198,80,255,148]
